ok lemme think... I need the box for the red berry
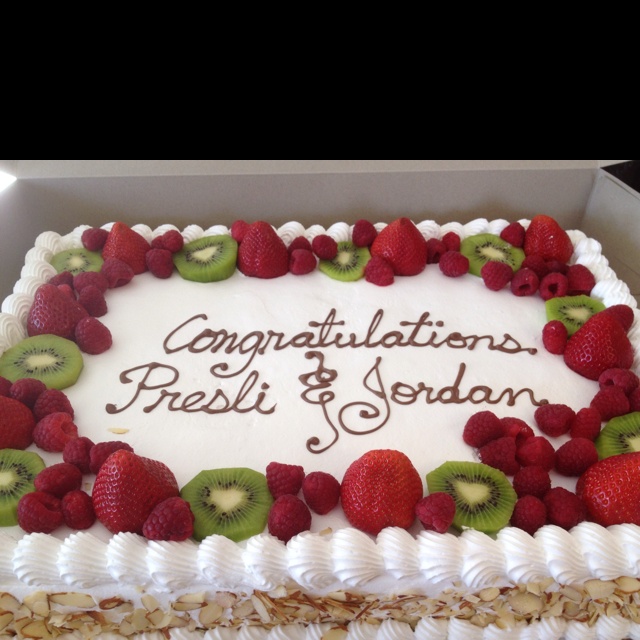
[523,215,573,263]
[534,403,575,437]
[77,285,108,317]
[521,254,549,280]
[630,388,640,412]
[546,259,569,275]
[27,283,88,341]
[311,235,338,260]
[590,386,630,421]
[516,436,555,471]
[0,376,11,397]
[352,219,378,247]
[9,378,47,409]
[599,368,640,396]
[142,496,194,541]
[364,255,395,286]
[426,238,446,264]
[89,441,134,474]
[73,271,109,294]
[539,272,568,301]
[288,236,313,254]
[510,495,546,535]
[0,396,36,450]
[509,268,539,296]
[75,316,113,355]
[145,248,174,279]
[34,462,83,498]
[441,232,461,252]
[438,251,469,278]
[81,227,108,252]
[414,492,456,533]
[512,466,551,498]
[481,261,513,291]
[152,230,184,253]
[500,417,534,445]
[33,412,78,452]
[63,436,95,474]
[230,220,250,243]
[370,218,427,276]
[102,222,151,275]
[266,461,305,499]
[289,249,317,276]
[48,271,74,287]
[463,411,504,448]
[602,304,635,332]
[543,487,586,530]
[500,222,526,248]
[33,389,74,421]
[237,222,289,279]
[555,438,599,476]
[62,490,96,530]
[568,407,602,440]
[17,491,64,533]
[101,257,135,288]
[478,437,520,475]
[542,320,568,355]
[567,264,596,296]
[301,471,340,515]
[268,494,312,542]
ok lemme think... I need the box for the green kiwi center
[190,245,221,263]
[207,486,245,514]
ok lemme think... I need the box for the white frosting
[1,219,639,639]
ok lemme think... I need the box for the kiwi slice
[318,241,370,282]
[173,235,238,283]
[0,334,84,389]
[180,467,273,542]
[50,248,103,275]
[0,449,46,526]
[460,234,525,277]
[545,295,606,336]
[595,412,640,459]
[426,460,516,533]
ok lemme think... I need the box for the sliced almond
[0,611,14,632]
[198,602,223,626]
[49,592,96,609]
[508,591,542,616]
[616,576,640,593]
[584,579,616,600]
[24,592,50,617]
[478,587,500,602]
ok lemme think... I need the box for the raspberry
[81,227,108,251]
[481,261,513,291]
[266,461,305,499]
[555,437,599,476]
[478,437,520,475]
[33,412,79,452]
[230,220,250,243]
[602,304,635,332]
[151,230,184,253]
[146,248,174,279]
[500,417,534,445]
[500,222,526,248]
[542,320,568,355]
[516,436,555,471]
[311,235,338,260]
[77,285,108,317]
[48,271,74,287]
[426,238,447,264]
[534,403,575,437]
[568,407,602,440]
[545,260,569,275]
[567,264,595,296]
[302,471,341,514]
[521,254,549,280]
[441,231,461,252]
[510,495,547,535]
[32,389,74,421]
[289,249,317,276]
[365,255,394,286]
[539,272,568,301]
[414,492,456,533]
[352,219,378,247]
[543,487,586,530]
[599,368,640,396]
[287,236,313,254]
[512,466,551,498]
[9,378,47,409]
[57,284,76,300]
[34,462,83,498]
[438,251,469,277]
[63,436,95,473]
[62,490,96,530]
[267,494,312,542]
[0,376,11,397]
[17,491,64,533]
[101,257,135,288]
[73,271,109,294]
[463,411,504,448]
[590,386,630,421]
[142,496,194,541]
[510,268,539,296]
[89,441,134,474]
[75,316,113,355]
[630,388,640,412]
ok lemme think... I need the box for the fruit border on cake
[0,215,639,546]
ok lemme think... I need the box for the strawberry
[370,218,427,276]
[564,311,634,381]
[0,396,36,449]
[101,222,151,275]
[340,449,423,535]
[577,452,640,526]
[523,215,574,263]
[27,283,88,340]
[92,449,179,534]
[237,221,289,279]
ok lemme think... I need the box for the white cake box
[0,160,638,304]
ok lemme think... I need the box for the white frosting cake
[1,218,639,639]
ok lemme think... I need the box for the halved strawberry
[523,215,573,263]
[370,218,427,276]
[101,222,151,275]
